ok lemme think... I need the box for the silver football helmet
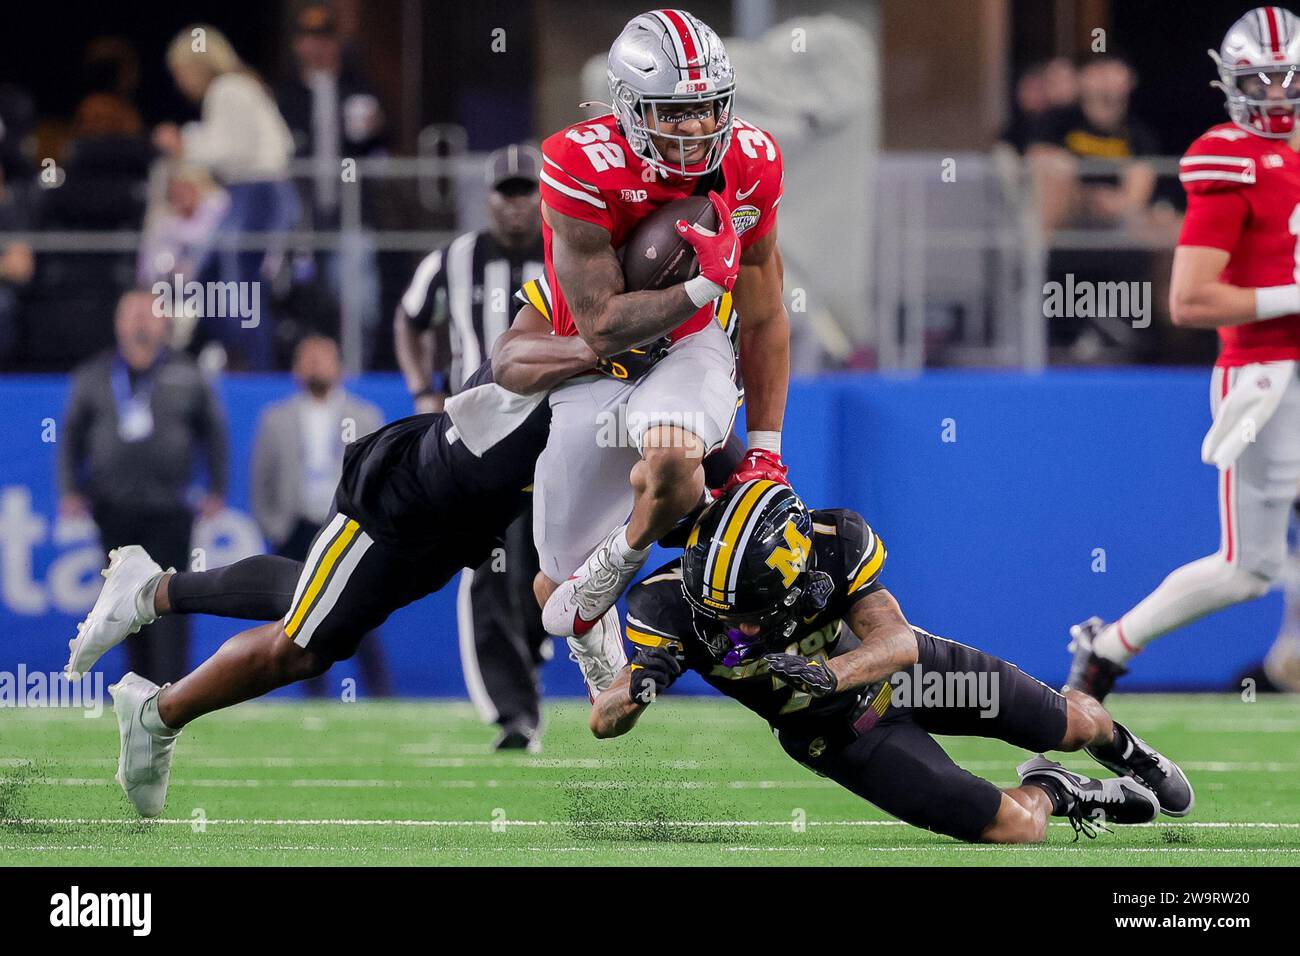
[607,9,735,177]
[1210,6,1300,138]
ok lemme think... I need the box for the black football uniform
[625,509,1069,842]
[282,360,551,662]
[277,358,745,664]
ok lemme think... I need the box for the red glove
[723,448,789,491]
[675,191,741,293]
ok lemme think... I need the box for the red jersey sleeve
[1179,190,1250,252]
[1177,129,1255,251]
[728,121,784,249]
[539,131,615,232]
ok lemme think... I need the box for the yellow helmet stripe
[706,479,777,602]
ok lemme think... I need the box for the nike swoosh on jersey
[736,181,759,200]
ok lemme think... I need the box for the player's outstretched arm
[547,206,708,357]
[589,643,682,738]
[490,301,599,394]
[763,590,920,700]
[588,667,647,738]
[1169,245,1287,328]
[732,228,790,435]
[831,589,920,691]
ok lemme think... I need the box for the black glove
[597,337,672,382]
[628,645,682,704]
[764,653,838,698]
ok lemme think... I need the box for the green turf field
[2,694,1298,865]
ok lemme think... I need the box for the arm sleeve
[625,582,688,655]
[1178,189,1250,253]
[832,510,888,605]
[538,143,614,232]
[182,75,273,173]
[745,131,784,246]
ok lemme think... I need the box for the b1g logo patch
[731,204,761,236]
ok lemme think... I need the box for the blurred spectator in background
[1027,54,1164,360]
[137,165,230,351]
[999,57,1077,154]
[0,164,35,365]
[276,3,387,366]
[395,145,548,749]
[250,334,388,696]
[58,289,228,684]
[1028,54,1159,234]
[277,3,386,226]
[155,25,297,370]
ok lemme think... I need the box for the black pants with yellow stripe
[775,630,1069,843]
[282,512,460,662]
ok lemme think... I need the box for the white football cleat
[543,527,647,638]
[109,672,180,818]
[566,607,627,700]
[67,545,164,679]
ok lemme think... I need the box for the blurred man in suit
[252,334,389,696]
[59,289,228,684]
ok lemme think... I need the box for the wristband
[684,274,725,309]
[748,430,782,454]
[1255,285,1300,320]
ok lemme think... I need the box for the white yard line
[4,817,1298,829]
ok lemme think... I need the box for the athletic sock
[1087,722,1130,763]
[1093,553,1271,664]
[140,691,179,738]
[134,571,165,625]
[168,555,303,620]
[613,527,649,566]
[1092,620,1138,666]
[1023,777,1073,816]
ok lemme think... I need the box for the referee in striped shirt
[394,144,549,751]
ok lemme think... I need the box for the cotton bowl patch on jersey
[730,204,761,236]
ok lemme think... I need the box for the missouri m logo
[766,521,811,587]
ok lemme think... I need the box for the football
[620,194,719,291]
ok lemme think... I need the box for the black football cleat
[492,721,541,753]
[1018,755,1159,839]
[1086,722,1194,817]
[1064,616,1127,701]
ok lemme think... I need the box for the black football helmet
[681,480,833,664]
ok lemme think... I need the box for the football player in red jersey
[522,10,792,644]
[1068,7,1300,699]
